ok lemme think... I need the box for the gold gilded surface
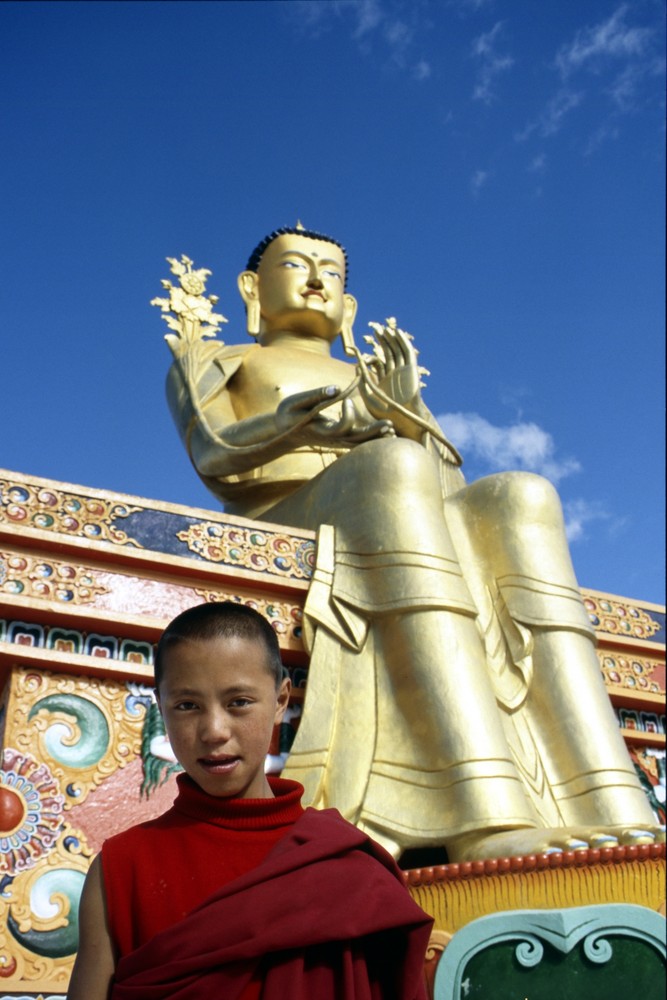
[407,856,666,935]
[159,228,662,860]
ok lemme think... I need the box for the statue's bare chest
[232,347,356,417]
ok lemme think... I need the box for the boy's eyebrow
[164,684,262,698]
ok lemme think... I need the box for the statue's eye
[323,269,342,282]
[280,260,307,270]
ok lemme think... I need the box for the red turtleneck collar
[172,773,304,829]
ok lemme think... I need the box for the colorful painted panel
[584,593,665,645]
[0,473,315,583]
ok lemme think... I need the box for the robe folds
[110,807,433,1000]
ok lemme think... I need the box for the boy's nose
[200,709,232,743]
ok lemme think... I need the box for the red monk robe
[108,805,433,999]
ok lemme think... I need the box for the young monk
[67,601,432,1000]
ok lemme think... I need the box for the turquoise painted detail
[7,868,85,958]
[433,903,666,1000]
[28,694,109,767]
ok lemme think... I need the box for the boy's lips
[198,755,241,773]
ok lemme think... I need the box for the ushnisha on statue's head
[237,224,358,349]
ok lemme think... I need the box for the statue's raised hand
[276,385,395,446]
[358,319,429,440]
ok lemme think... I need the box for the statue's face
[254,233,348,340]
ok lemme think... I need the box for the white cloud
[470,168,489,195]
[562,498,612,543]
[471,21,514,103]
[437,411,581,484]
[517,5,662,152]
[413,59,432,81]
[583,122,620,156]
[449,0,494,13]
[350,0,384,39]
[284,0,432,79]
[516,87,583,141]
[527,152,547,173]
[556,4,652,78]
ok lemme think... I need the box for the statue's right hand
[276,386,395,445]
[276,385,342,432]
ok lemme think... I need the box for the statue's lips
[302,290,326,301]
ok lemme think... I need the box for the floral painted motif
[177,522,316,580]
[0,750,64,874]
[584,595,662,641]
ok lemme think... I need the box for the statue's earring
[340,316,357,357]
[246,298,261,338]
[341,293,359,358]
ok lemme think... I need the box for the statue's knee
[462,472,563,524]
[353,438,436,489]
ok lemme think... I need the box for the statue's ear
[238,270,258,305]
[238,270,261,337]
[341,293,358,356]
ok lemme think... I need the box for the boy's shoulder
[102,803,182,854]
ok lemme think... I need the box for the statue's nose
[307,274,324,289]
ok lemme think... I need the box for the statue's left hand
[359,320,428,440]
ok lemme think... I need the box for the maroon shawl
[111,807,432,1000]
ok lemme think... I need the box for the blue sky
[2,0,664,603]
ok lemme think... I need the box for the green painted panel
[460,935,665,1000]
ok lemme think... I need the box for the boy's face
[157,635,290,799]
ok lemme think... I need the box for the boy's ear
[275,676,291,723]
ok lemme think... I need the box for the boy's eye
[174,701,198,711]
[229,697,253,709]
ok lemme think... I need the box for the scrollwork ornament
[582,931,614,965]
[7,669,146,809]
[514,935,545,968]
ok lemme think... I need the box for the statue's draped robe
[168,349,654,851]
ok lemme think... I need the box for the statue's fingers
[314,398,356,438]
[345,419,396,442]
[373,327,397,373]
[281,384,341,417]
[383,322,417,371]
[391,326,418,366]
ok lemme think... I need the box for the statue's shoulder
[212,341,256,366]
[166,341,258,420]
[201,340,253,383]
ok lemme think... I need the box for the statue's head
[238,226,357,349]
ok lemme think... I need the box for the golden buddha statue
[157,227,662,861]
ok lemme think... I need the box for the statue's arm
[167,355,395,479]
